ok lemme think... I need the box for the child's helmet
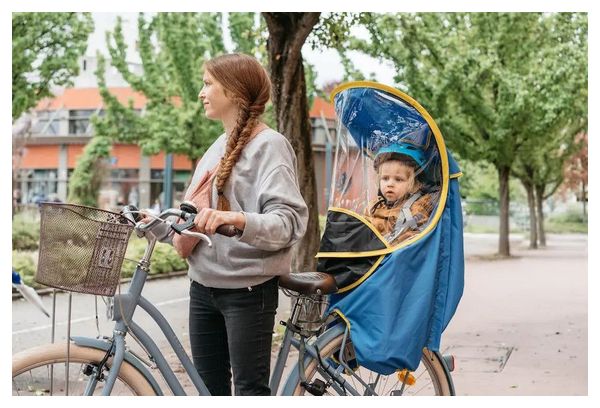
[375,142,426,169]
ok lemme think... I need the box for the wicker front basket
[35,203,134,296]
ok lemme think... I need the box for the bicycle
[12,202,455,396]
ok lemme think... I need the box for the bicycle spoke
[294,331,451,396]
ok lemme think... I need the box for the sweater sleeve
[238,165,308,251]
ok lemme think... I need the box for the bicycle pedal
[303,379,327,396]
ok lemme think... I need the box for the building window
[68,109,96,135]
[17,169,59,204]
[94,168,140,210]
[150,170,191,210]
[311,123,336,146]
[32,111,60,135]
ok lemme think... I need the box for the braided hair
[204,54,271,211]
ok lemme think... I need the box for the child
[367,143,439,245]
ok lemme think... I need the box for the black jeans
[188,277,279,396]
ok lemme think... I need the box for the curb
[12,270,189,300]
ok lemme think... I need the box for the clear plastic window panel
[329,88,443,246]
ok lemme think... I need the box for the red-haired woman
[168,53,307,395]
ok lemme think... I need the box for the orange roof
[35,87,147,111]
[310,96,336,120]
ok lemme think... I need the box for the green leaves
[67,135,112,206]
[350,12,587,177]
[94,13,229,163]
[12,12,94,120]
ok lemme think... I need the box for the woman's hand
[138,210,155,225]
[194,208,246,235]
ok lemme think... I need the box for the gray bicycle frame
[88,219,378,396]
[87,231,326,396]
[91,233,208,395]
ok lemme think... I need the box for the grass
[464,221,587,235]
[463,224,525,234]
[544,220,587,234]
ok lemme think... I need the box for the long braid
[215,102,262,211]
[205,53,271,211]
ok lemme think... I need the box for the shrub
[548,208,587,224]
[121,237,187,277]
[12,251,38,287]
[12,215,40,251]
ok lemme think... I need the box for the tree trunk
[535,184,547,247]
[582,180,587,217]
[521,179,537,249]
[263,12,321,272]
[497,165,511,257]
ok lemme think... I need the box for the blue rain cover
[335,86,433,153]
[327,152,464,374]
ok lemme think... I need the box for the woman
[147,53,308,395]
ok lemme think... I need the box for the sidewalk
[154,233,589,395]
[13,233,587,395]
[441,233,587,395]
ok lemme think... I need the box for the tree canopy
[93,13,226,164]
[348,12,588,255]
[12,12,94,120]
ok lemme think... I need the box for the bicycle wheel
[12,343,156,396]
[290,331,453,396]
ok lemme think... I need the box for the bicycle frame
[83,233,380,396]
[85,233,314,396]
[91,234,208,395]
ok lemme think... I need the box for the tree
[94,13,226,166]
[352,12,584,256]
[262,12,322,272]
[12,12,93,121]
[561,133,588,217]
[512,13,587,247]
[67,135,112,206]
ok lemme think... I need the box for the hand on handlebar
[194,208,245,236]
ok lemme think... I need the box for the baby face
[378,160,416,203]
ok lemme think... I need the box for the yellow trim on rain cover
[319,81,450,258]
[336,255,386,294]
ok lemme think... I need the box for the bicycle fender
[280,322,346,395]
[71,336,163,395]
[432,349,455,395]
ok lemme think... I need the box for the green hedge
[13,237,188,291]
[12,214,40,251]
[12,251,37,287]
[121,237,188,278]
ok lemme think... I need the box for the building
[13,74,337,214]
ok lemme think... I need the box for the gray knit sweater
[155,128,308,288]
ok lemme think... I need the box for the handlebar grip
[181,201,239,237]
[216,225,238,237]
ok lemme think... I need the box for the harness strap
[391,191,423,239]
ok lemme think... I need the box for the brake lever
[171,215,196,235]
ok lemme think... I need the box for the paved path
[444,233,587,395]
[12,233,587,395]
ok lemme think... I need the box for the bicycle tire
[288,330,453,396]
[12,343,156,396]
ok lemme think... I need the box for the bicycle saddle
[279,272,338,295]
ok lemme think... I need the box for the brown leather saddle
[278,272,338,296]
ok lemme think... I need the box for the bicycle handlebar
[120,204,238,248]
